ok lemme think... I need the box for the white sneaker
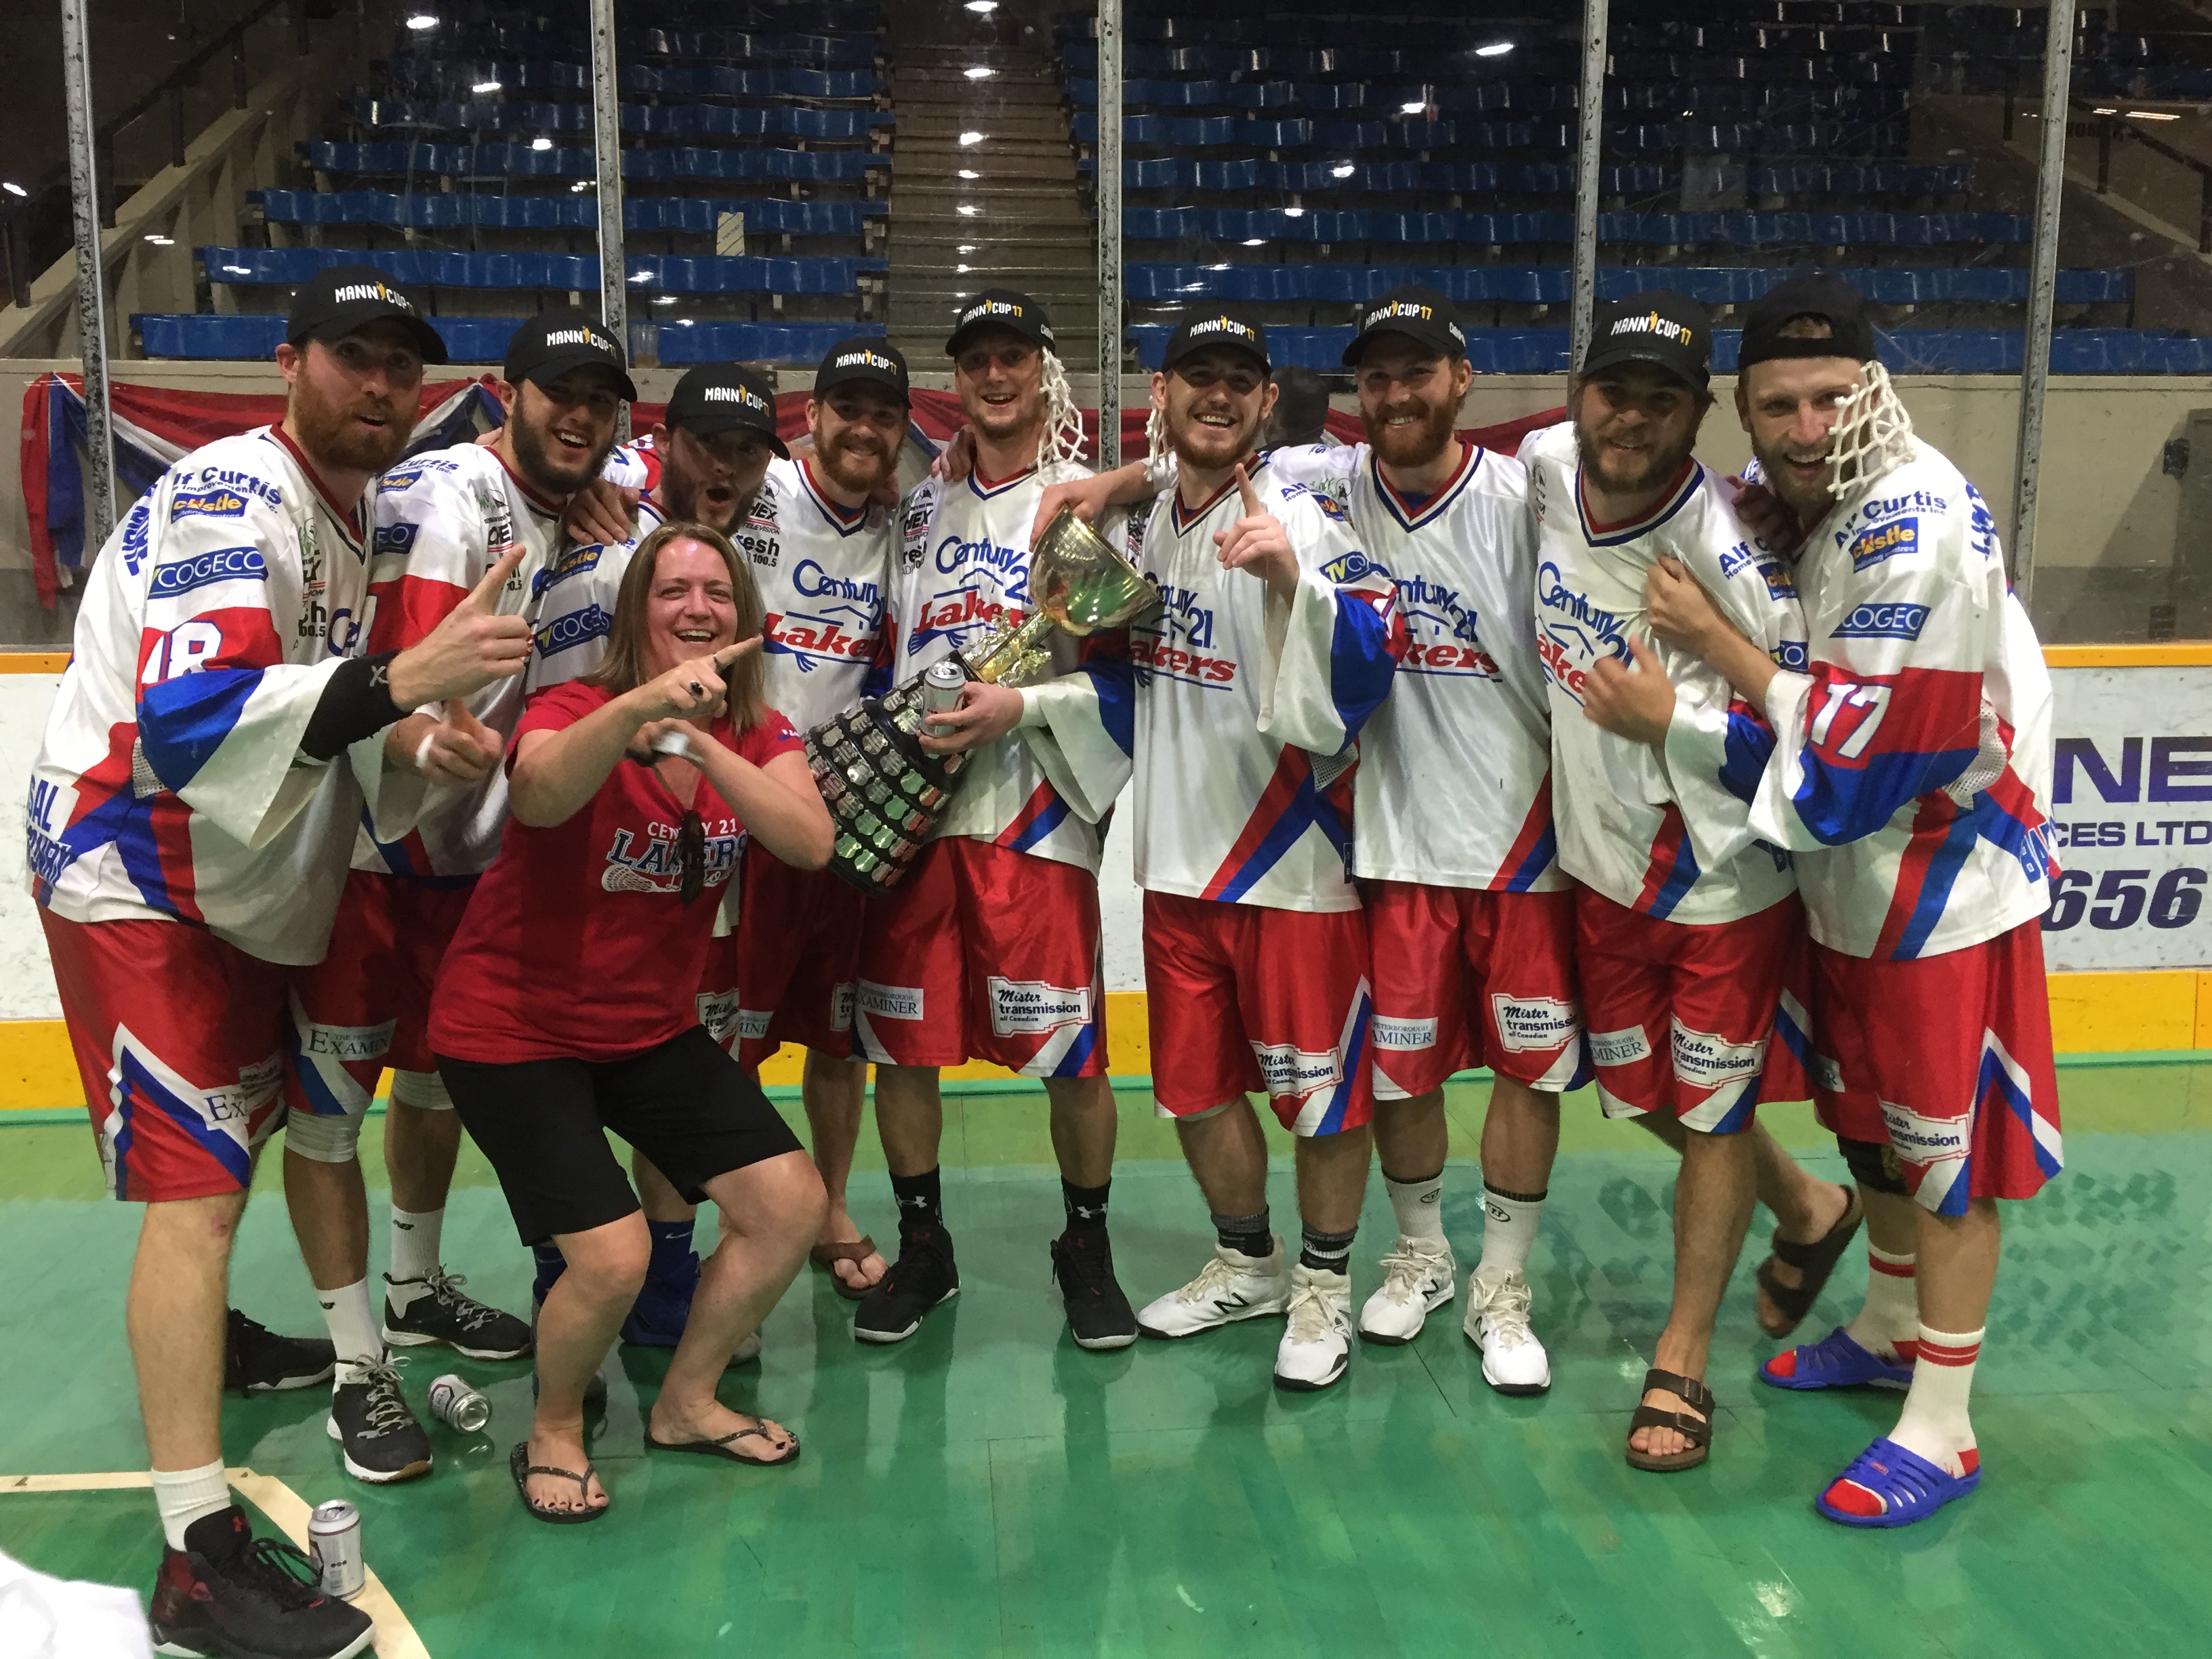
[1273,1265,1353,1391]
[1135,1238,1290,1338]
[1357,1235,1457,1345]
[1462,1269,1551,1395]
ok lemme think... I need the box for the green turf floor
[2,1065,2209,1656]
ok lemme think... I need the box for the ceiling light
[1400,100,1427,115]
[144,234,173,245]
[1242,237,1265,245]
[1475,42,1514,57]
[223,263,251,273]
[652,295,677,305]
[628,270,651,283]
[957,244,977,253]
[2093,106,2118,115]
[570,180,590,192]
[2127,110,2181,121]
[954,291,966,298]
[2,181,28,197]
[959,131,986,146]
[958,203,980,216]
[1330,163,1354,178]
[405,13,438,29]
[677,319,695,326]
[964,66,994,80]
[957,264,971,272]
[958,169,979,179]
[966,1,998,12]
[1205,262,1229,271]
[531,137,552,150]
[472,80,501,94]
[1283,207,1305,218]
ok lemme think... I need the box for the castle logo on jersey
[1490,996,1580,1054]
[149,546,268,599]
[1831,601,1933,641]
[169,489,251,523]
[987,977,1093,1038]
[535,544,602,598]
[1250,1040,1342,1098]
[1369,1015,1438,1052]
[1846,518,1919,571]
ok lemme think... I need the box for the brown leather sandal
[1755,1183,1863,1338]
[810,1236,880,1302]
[1624,1367,1717,1473]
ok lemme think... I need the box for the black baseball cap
[285,264,446,363]
[663,363,788,457]
[814,337,910,405]
[1162,308,1269,375]
[1739,273,1877,371]
[1344,285,1467,365]
[946,289,1057,358]
[502,308,638,402]
[1580,291,1712,390]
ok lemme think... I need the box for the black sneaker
[382,1267,533,1361]
[225,1309,336,1396]
[326,1356,432,1484]
[1051,1228,1139,1351]
[150,1504,373,1659]
[853,1227,960,1344]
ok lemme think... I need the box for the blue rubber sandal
[1761,1327,1914,1392]
[1816,1437,1981,1528]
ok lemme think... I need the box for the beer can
[428,1373,491,1434]
[308,1500,365,1600]
[922,660,966,737]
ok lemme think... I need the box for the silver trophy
[806,508,1160,893]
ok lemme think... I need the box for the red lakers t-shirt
[430,680,804,1063]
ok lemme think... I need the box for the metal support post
[62,0,118,554]
[588,0,630,436]
[1096,0,1122,468]
[2011,0,2076,609]
[1569,0,1608,371]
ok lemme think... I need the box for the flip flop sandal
[1760,1326,1914,1392]
[510,1441,608,1524]
[1816,1437,1981,1528]
[811,1237,882,1303]
[1624,1367,1716,1473]
[1755,1183,1862,1338]
[645,1421,802,1467]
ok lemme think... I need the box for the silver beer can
[922,659,966,737]
[308,1500,365,1599]
[428,1373,491,1434]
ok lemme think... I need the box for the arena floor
[1,1063,2205,1657]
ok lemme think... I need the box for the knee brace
[1836,1134,1908,1197]
[390,1068,453,1111]
[283,1105,364,1165]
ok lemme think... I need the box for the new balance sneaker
[1050,1229,1139,1351]
[1274,1265,1353,1391]
[327,1356,432,1483]
[224,1309,335,1395]
[1462,1269,1551,1395]
[382,1268,532,1361]
[854,1226,960,1344]
[1135,1238,1290,1339]
[150,1506,373,1659]
[1357,1235,1457,1345]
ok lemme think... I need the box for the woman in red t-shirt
[431,520,832,1523]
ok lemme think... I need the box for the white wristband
[414,731,438,775]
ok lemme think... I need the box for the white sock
[317,1278,384,1380]
[1886,1324,1984,1476]
[152,1460,231,1551]
[1473,1183,1545,1282]
[1843,1243,1919,1361]
[388,1204,445,1307]
[1382,1169,1446,1246]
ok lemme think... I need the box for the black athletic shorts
[436,1026,804,1245]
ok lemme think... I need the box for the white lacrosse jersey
[1029,456,1403,913]
[26,428,401,964]
[1749,445,2055,959]
[1520,421,1806,923]
[526,493,670,691]
[355,441,571,878]
[751,454,895,732]
[1267,440,1563,892]
[887,464,1136,874]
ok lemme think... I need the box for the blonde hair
[586,520,769,731]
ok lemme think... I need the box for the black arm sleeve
[299,652,407,761]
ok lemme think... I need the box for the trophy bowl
[1029,507,1162,637]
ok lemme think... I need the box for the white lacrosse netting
[1825,359,1919,494]
[1038,350,1088,469]
[1145,403,1168,460]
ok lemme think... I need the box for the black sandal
[1625,1368,1716,1473]
[645,1419,802,1467]
[510,1441,608,1523]
[1755,1183,1862,1337]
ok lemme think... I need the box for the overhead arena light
[1330,163,1354,178]
[966,1,998,12]
[1475,42,1514,58]
[959,169,980,179]
[959,131,987,146]
[224,264,251,274]
[1283,206,1305,217]
[652,295,677,305]
[472,80,501,94]
[957,243,977,253]
[531,137,553,150]
[570,180,591,192]
[958,203,981,216]
[2128,110,2181,121]
[964,66,994,80]
[1399,100,1426,115]
[957,264,972,273]
[1242,237,1265,245]
[405,13,438,30]
[144,234,174,245]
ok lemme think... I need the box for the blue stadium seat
[348,100,886,142]
[199,245,884,295]
[254,190,884,235]
[656,320,886,364]
[1127,266,2133,308]
[297,142,887,182]
[374,60,882,98]
[1123,210,2028,247]
[136,312,886,365]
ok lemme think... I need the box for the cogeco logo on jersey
[536,603,611,657]
[1831,601,1932,640]
[150,546,268,598]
